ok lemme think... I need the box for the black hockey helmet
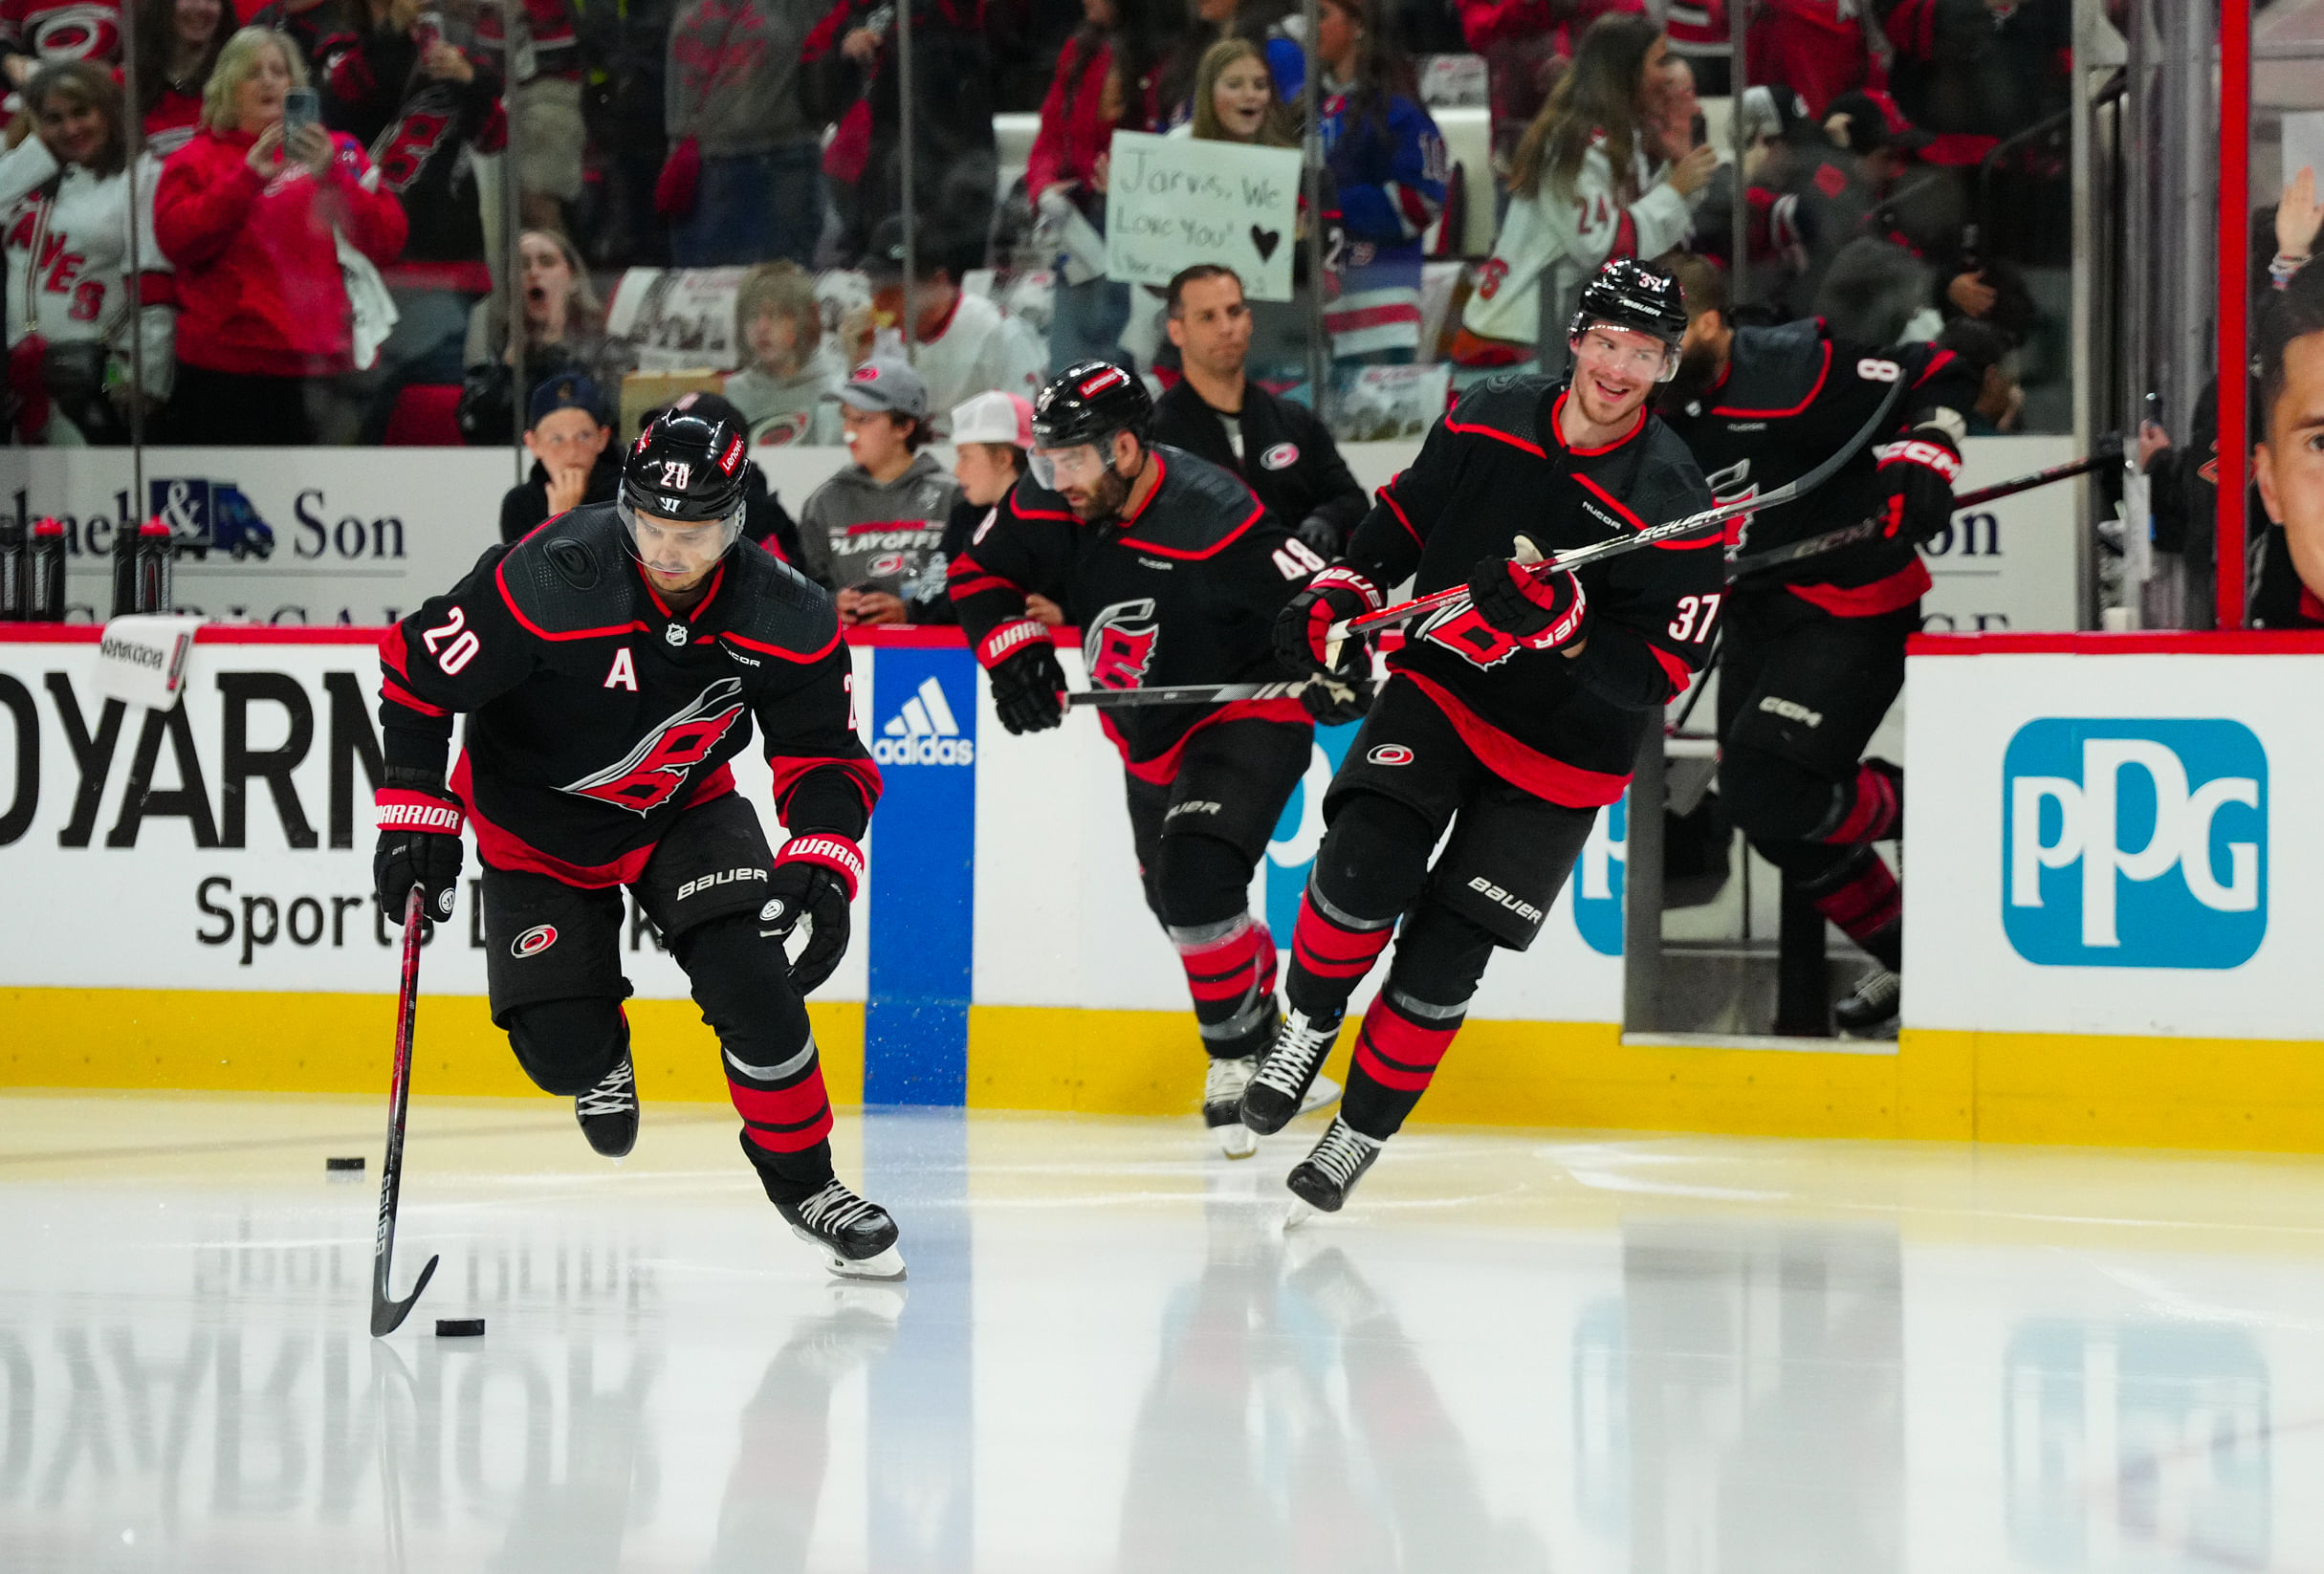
[1032,360,1152,452]
[622,404,750,548]
[1568,257,1689,378]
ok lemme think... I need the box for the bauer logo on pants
[2001,718,2267,969]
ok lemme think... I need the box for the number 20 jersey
[1346,375,1721,808]
[376,506,881,886]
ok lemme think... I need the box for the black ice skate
[1284,1117,1382,1225]
[776,1178,906,1281]
[1240,1007,1342,1135]
[1833,968,1900,1038]
[575,1053,639,1158]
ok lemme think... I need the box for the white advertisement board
[1904,646,2319,1038]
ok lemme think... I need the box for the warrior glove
[1468,536,1589,652]
[1875,417,1963,545]
[1273,565,1380,678]
[374,771,465,924]
[765,834,865,995]
[977,619,1066,735]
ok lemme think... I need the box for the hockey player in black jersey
[372,407,903,1279]
[1257,258,1721,1216]
[1657,251,1975,1037]
[949,361,1363,1157]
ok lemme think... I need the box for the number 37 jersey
[376,506,881,887]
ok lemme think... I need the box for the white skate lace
[576,1060,636,1118]
[1849,970,1901,1013]
[1204,1056,1255,1106]
[1251,1016,1336,1103]
[793,1178,881,1236]
[1305,1122,1379,1189]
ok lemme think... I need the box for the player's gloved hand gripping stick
[762,833,865,995]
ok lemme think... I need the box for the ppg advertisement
[1906,648,2319,1039]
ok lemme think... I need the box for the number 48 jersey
[377,506,881,886]
[948,445,1322,779]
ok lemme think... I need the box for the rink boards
[5,624,2323,1151]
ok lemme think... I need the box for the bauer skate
[1204,1055,1261,1158]
[1283,1117,1383,1226]
[1240,1007,1342,1135]
[776,1178,907,1281]
[575,1052,640,1158]
[1833,968,1900,1038]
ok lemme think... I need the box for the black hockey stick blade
[370,885,439,1338]
[1724,447,2116,579]
[1340,375,1911,641]
[1066,677,1321,710]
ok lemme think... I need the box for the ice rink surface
[2,1092,2320,1573]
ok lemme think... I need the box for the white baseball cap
[950,390,1035,448]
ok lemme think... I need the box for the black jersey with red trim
[1344,375,1720,807]
[378,506,881,887]
[1658,317,1978,618]
[947,444,1320,779]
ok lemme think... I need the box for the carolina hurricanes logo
[512,925,559,957]
[562,678,747,815]
[1261,443,1299,470]
[753,412,811,447]
[866,551,908,577]
[1417,601,1527,670]
[1085,598,1159,690]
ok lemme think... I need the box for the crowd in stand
[0,0,2072,449]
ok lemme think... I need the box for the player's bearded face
[1036,440,1134,520]
[630,511,727,591]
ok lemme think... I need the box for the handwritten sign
[1104,131,1303,302]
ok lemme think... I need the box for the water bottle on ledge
[0,514,23,620]
[111,517,140,618]
[136,516,174,613]
[27,517,64,621]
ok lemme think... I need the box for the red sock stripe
[730,1062,833,1152]
[1291,898,1393,980]
[1176,918,1269,1005]
[1811,857,1902,941]
[1349,995,1459,1093]
[1824,764,1900,844]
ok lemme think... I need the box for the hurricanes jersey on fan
[1658,318,1978,616]
[947,444,1321,778]
[1346,374,1720,806]
[377,508,880,885]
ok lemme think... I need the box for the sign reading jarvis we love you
[1105,131,1302,302]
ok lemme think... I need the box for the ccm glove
[764,833,865,995]
[1467,535,1589,651]
[374,772,465,925]
[1273,564,1380,678]
[977,618,1066,735]
[1875,417,1963,544]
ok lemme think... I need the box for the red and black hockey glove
[374,770,465,925]
[1273,564,1380,679]
[977,619,1066,735]
[765,833,865,995]
[1467,536,1589,651]
[1875,420,1963,544]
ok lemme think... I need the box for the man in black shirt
[1151,266,1370,556]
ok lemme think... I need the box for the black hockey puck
[324,1156,364,1172]
[434,1318,486,1338]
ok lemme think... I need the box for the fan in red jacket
[153,25,405,445]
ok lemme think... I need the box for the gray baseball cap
[837,356,930,421]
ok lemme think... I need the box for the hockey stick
[1329,375,1908,648]
[1064,675,1351,710]
[369,885,439,1337]
[1724,448,2117,579]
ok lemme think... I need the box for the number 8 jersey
[377,507,880,885]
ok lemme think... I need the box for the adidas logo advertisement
[874,675,975,766]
